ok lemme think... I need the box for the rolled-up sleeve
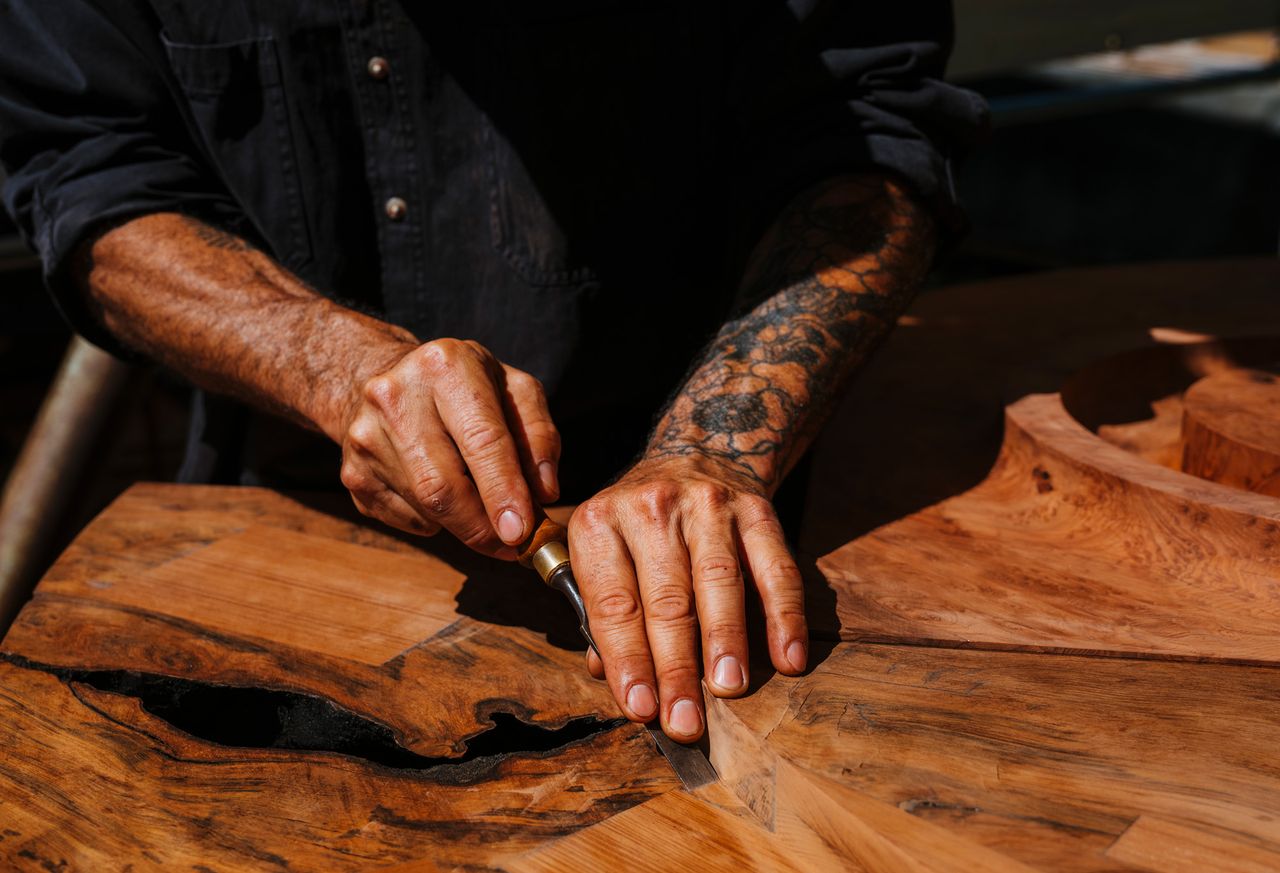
[732,0,990,238]
[0,0,237,349]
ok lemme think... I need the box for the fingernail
[712,655,745,692]
[669,698,702,737]
[627,683,657,720]
[786,640,808,673]
[538,461,557,497]
[497,509,525,544]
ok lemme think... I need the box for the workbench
[2,259,1279,871]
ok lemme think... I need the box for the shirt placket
[338,0,426,328]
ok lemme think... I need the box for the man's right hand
[339,338,562,559]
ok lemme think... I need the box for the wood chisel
[516,508,717,789]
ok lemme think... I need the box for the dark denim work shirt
[0,0,987,494]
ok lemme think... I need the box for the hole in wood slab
[1060,336,1280,470]
[8,657,622,783]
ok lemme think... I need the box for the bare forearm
[645,174,936,494]
[78,213,416,441]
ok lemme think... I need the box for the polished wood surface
[0,485,679,870]
[1181,368,1280,496]
[3,259,1280,870]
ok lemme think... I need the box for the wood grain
[0,659,671,871]
[90,525,463,665]
[503,788,808,873]
[1182,368,1280,496]
[1106,815,1280,873]
[0,484,681,869]
[710,642,1280,872]
[821,391,1280,664]
[7,261,1280,869]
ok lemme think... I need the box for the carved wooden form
[2,259,1279,870]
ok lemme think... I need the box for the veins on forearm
[645,175,935,493]
[79,213,416,441]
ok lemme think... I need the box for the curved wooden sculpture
[2,259,1279,871]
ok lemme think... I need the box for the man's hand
[340,339,561,558]
[571,173,936,739]
[80,214,561,560]
[569,455,808,741]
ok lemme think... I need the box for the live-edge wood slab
[0,484,680,870]
[6,260,1280,871]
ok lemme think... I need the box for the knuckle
[645,583,695,622]
[703,620,746,650]
[412,472,455,516]
[637,482,679,519]
[418,339,462,372]
[346,416,380,453]
[655,658,700,686]
[592,589,643,623]
[362,374,399,410]
[694,554,742,587]
[506,369,539,392]
[692,481,731,509]
[458,420,507,458]
[339,462,368,493]
[760,554,803,587]
[740,505,784,537]
[572,499,613,535]
[457,523,500,552]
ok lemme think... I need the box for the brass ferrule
[530,540,571,584]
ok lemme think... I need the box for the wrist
[634,445,775,497]
[310,304,419,443]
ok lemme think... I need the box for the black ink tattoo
[644,174,935,493]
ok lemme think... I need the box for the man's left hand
[568,455,808,741]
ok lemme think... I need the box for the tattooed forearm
[644,174,935,493]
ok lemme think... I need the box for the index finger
[433,352,535,547]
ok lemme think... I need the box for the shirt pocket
[161,33,312,270]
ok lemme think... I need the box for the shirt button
[367,56,390,80]
[384,197,407,221]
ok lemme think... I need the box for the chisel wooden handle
[514,508,598,656]
[515,508,571,584]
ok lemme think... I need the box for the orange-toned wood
[515,509,568,570]
[503,787,808,873]
[92,524,463,665]
[0,484,679,869]
[820,391,1280,664]
[1105,815,1280,873]
[709,642,1280,872]
[5,260,1280,870]
[1181,368,1280,496]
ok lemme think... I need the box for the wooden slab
[0,484,681,869]
[707,642,1280,873]
[820,391,1280,664]
[1182,368,1280,496]
[7,260,1280,870]
[1106,815,1280,873]
[90,525,463,665]
[0,658,671,871]
[799,258,1280,571]
[503,787,809,873]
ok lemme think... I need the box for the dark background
[2,4,1278,568]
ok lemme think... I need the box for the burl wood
[4,259,1280,871]
[1181,368,1280,496]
